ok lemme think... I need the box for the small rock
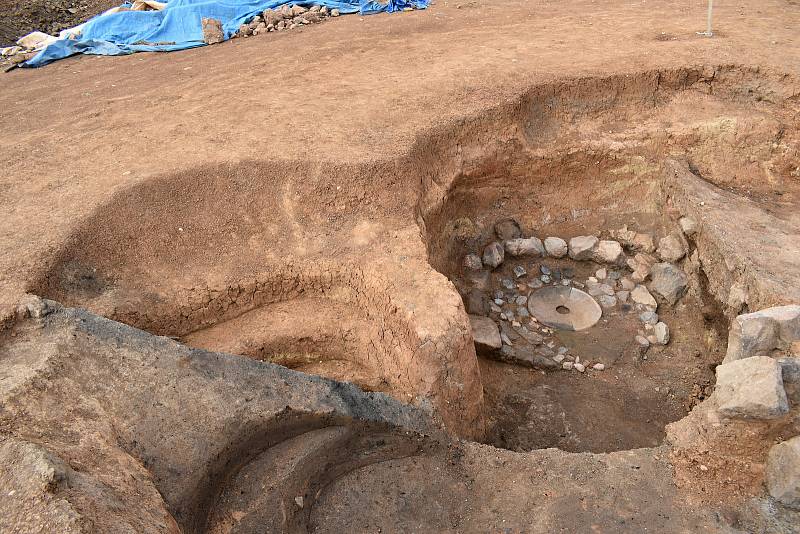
[295,496,304,508]
[558,346,568,355]
[620,277,636,291]
[482,242,504,268]
[657,234,688,262]
[574,363,586,372]
[201,17,225,44]
[593,363,605,371]
[495,218,522,240]
[501,332,513,346]
[490,303,502,313]
[331,8,340,16]
[262,8,283,25]
[501,279,516,290]
[631,285,657,309]
[505,237,544,257]
[568,235,599,261]
[616,290,630,303]
[291,4,308,15]
[593,240,624,264]
[493,298,504,306]
[636,335,651,348]
[540,265,551,275]
[553,354,566,363]
[598,295,617,309]
[679,216,699,237]
[639,311,659,324]
[529,279,544,289]
[715,356,788,419]
[544,237,568,258]
[766,436,800,509]
[632,233,656,253]
[595,268,607,279]
[517,308,529,317]
[724,305,800,363]
[513,265,527,279]
[515,295,528,305]
[562,361,574,370]
[653,322,670,345]
[470,315,502,352]
[465,289,488,316]
[540,275,551,284]
[463,253,483,271]
[650,262,689,305]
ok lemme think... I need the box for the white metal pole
[706,0,713,36]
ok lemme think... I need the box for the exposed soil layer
[3,2,800,530]
[0,0,117,45]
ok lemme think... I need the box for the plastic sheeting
[24,0,426,67]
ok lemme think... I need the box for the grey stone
[766,436,800,509]
[715,356,789,419]
[657,234,687,263]
[505,237,544,257]
[464,290,487,316]
[679,216,699,237]
[595,268,607,280]
[639,311,659,324]
[631,285,657,309]
[544,237,568,258]
[498,345,559,369]
[463,253,483,271]
[469,315,501,352]
[528,279,544,289]
[495,218,522,240]
[482,242,504,268]
[593,240,624,264]
[598,295,617,309]
[513,265,527,279]
[650,262,688,306]
[540,275,551,284]
[501,279,516,290]
[724,305,800,363]
[616,290,630,303]
[515,295,528,306]
[653,322,670,345]
[540,265,551,275]
[568,235,599,260]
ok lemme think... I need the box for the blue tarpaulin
[24,0,426,67]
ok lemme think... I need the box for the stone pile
[235,4,340,37]
[464,218,696,371]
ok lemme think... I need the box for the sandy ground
[1,0,799,315]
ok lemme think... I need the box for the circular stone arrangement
[527,286,602,331]
[463,218,696,373]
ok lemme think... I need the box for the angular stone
[724,305,800,363]
[544,237,568,258]
[262,8,283,26]
[649,262,689,306]
[469,315,501,352]
[513,265,527,279]
[653,322,669,345]
[766,436,800,509]
[639,311,658,324]
[593,240,624,264]
[620,277,636,291]
[715,356,789,419]
[568,235,599,260]
[482,242,504,268]
[679,216,699,237]
[631,285,657,309]
[505,237,544,257]
[597,295,617,309]
[201,18,225,44]
[657,234,687,263]
[464,290,487,316]
[632,233,656,253]
[495,218,522,241]
[616,290,630,303]
[498,345,559,369]
[291,4,308,15]
[463,253,483,271]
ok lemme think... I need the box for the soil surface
[0,0,117,45]
[1,1,800,532]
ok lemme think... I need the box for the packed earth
[2,1,800,533]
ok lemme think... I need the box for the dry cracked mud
[2,1,800,532]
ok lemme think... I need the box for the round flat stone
[527,286,602,331]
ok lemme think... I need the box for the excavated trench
[21,65,800,529]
